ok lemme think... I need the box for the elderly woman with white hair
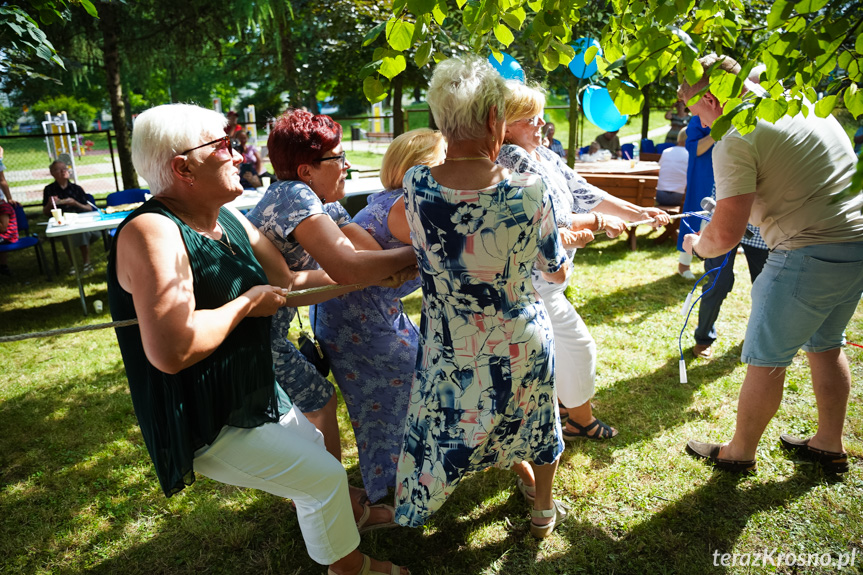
[107,104,408,575]
[393,56,570,539]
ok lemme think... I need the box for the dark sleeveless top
[107,199,280,497]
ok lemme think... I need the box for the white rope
[0,283,364,344]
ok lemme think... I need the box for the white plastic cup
[261,176,271,189]
[51,208,64,225]
[93,300,103,314]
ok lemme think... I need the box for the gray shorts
[742,241,863,367]
[68,230,101,248]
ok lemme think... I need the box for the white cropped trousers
[193,406,360,565]
[535,267,597,408]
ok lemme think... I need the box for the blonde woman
[312,129,445,504]
[497,83,670,461]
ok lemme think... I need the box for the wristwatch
[691,245,704,261]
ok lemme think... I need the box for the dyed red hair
[268,109,343,180]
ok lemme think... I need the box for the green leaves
[813,94,837,118]
[607,79,643,115]
[363,76,388,103]
[386,19,415,51]
[845,83,863,118]
[494,23,514,46]
[380,50,407,79]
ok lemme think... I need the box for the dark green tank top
[107,199,280,497]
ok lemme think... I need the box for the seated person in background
[542,122,566,159]
[225,110,243,140]
[41,161,99,275]
[655,130,688,207]
[235,131,263,189]
[0,145,19,206]
[0,195,18,276]
[593,130,621,158]
[665,100,690,144]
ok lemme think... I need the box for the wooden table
[572,159,660,175]
[571,161,668,251]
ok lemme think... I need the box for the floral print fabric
[497,144,608,225]
[311,189,420,502]
[246,180,352,412]
[394,165,567,527]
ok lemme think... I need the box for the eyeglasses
[312,151,347,168]
[181,135,233,156]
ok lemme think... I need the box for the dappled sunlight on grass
[1,223,861,573]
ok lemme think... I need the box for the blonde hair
[426,55,509,142]
[677,129,687,145]
[678,54,742,103]
[504,82,545,124]
[380,129,446,190]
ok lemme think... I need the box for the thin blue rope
[678,251,732,360]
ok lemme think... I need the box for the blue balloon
[569,38,601,79]
[582,85,628,132]
[487,53,525,83]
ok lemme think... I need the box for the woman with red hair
[247,109,416,519]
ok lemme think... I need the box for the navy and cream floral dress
[311,189,420,503]
[394,165,568,527]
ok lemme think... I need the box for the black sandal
[562,418,618,441]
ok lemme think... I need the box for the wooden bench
[366,132,393,143]
[581,173,663,250]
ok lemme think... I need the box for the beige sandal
[356,502,398,535]
[328,554,406,575]
[530,499,568,539]
[516,477,536,504]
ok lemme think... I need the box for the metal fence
[1,130,121,205]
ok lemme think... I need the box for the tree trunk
[277,10,300,108]
[567,74,578,168]
[641,85,651,141]
[392,75,404,136]
[100,1,137,189]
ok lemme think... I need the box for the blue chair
[107,189,148,206]
[105,189,148,241]
[0,205,52,280]
[620,143,635,160]
[655,142,674,154]
[641,138,656,154]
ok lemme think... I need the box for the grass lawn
[1,216,861,574]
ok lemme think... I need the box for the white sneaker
[678,269,696,280]
[67,266,77,276]
[82,263,94,274]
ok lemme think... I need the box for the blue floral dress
[394,165,568,527]
[246,180,352,412]
[311,190,420,502]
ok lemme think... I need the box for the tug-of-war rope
[0,283,363,344]
[3,210,861,351]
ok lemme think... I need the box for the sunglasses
[312,151,347,168]
[181,135,233,156]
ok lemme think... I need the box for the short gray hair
[426,55,509,142]
[678,54,742,103]
[131,104,226,195]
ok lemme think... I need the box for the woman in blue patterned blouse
[312,129,445,505]
[247,110,417,523]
